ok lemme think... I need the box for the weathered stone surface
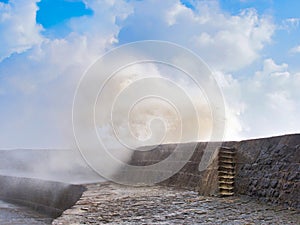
[0,200,53,225]
[0,175,86,217]
[127,134,300,209]
[2,134,300,223]
[234,134,300,209]
[52,182,300,225]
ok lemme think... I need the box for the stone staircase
[218,147,236,197]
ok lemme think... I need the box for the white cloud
[282,17,300,31]
[0,0,43,61]
[221,58,300,139]
[0,0,298,148]
[0,0,133,148]
[290,45,300,54]
[255,58,289,77]
[285,18,300,26]
[119,0,275,72]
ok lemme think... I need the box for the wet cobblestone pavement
[53,182,300,225]
[0,200,52,225]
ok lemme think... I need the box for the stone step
[218,154,235,160]
[219,185,234,190]
[218,180,234,185]
[219,163,235,170]
[218,158,235,164]
[219,190,234,196]
[218,169,235,174]
[218,174,235,179]
[219,151,236,156]
[219,178,234,183]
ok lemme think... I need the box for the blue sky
[36,0,93,37]
[36,0,93,28]
[31,0,300,71]
[0,0,300,148]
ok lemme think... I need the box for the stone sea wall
[234,134,300,209]
[129,142,229,195]
[0,175,86,217]
[129,134,300,209]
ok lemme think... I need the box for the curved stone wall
[0,175,86,217]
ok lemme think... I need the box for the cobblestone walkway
[0,200,52,225]
[53,182,300,225]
